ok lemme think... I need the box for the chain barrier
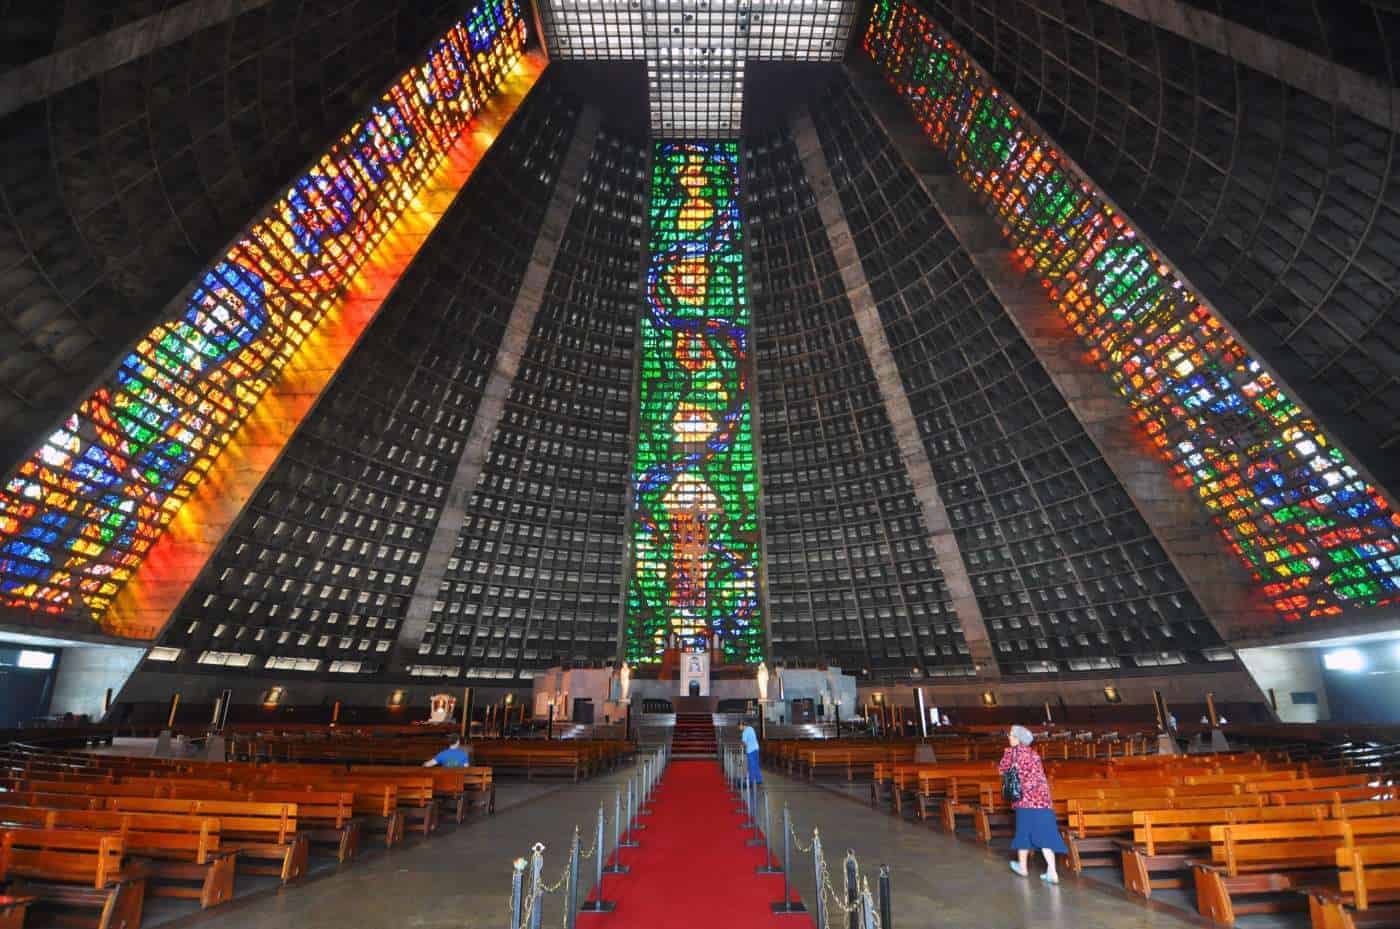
[720,744,891,929]
[508,745,667,929]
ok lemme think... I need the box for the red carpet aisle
[581,760,811,929]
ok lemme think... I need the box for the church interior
[1,0,1399,927]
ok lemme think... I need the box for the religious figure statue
[757,661,770,702]
[620,662,632,701]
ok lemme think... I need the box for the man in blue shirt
[424,736,470,768]
[740,723,762,785]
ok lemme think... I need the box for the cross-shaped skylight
[537,0,856,136]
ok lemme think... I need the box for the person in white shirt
[740,722,762,785]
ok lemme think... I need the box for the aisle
[582,760,810,929]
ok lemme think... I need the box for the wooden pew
[0,828,145,929]
[349,765,495,823]
[171,787,361,863]
[1309,842,1400,929]
[108,799,308,885]
[0,806,234,909]
[1117,804,1325,898]
[0,895,35,929]
[1192,817,1400,926]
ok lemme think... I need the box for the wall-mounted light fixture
[388,689,406,707]
[262,686,285,708]
[981,691,998,707]
[1103,686,1122,704]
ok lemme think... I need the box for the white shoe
[1009,862,1028,877]
[1040,872,1059,885]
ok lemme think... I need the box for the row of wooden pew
[854,744,1400,928]
[230,730,630,781]
[761,732,1154,781]
[0,744,498,929]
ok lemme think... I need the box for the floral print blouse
[997,745,1053,810]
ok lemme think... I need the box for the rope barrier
[507,744,667,929]
[719,744,892,929]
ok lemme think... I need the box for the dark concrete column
[1103,0,1398,131]
[842,62,1276,642]
[394,106,603,670]
[0,0,278,117]
[790,108,1001,679]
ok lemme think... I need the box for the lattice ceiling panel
[538,0,855,136]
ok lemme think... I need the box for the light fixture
[17,650,55,670]
[1323,648,1366,672]
[262,686,285,707]
[1103,686,1122,704]
[388,690,406,707]
[981,691,998,707]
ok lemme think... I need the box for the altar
[531,646,858,726]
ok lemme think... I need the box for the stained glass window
[863,0,1400,623]
[0,0,527,634]
[626,142,763,664]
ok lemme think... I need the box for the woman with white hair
[997,725,1066,883]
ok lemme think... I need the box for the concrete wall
[49,644,147,721]
[1236,646,1331,722]
[856,665,1268,716]
[116,668,528,718]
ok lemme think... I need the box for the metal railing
[722,745,893,929]
[507,743,668,929]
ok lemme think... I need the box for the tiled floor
[135,758,1300,929]
[780,771,1303,929]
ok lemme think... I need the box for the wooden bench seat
[0,828,145,929]
[0,894,35,929]
[1117,804,1328,898]
[1308,842,1400,929]
[247,773,404,847]
[108,799,307,885]
[349,765,495,823]
[1192,816,1400,926]
[172,788,361,863]
[0,806,234,908]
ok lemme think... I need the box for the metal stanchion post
[630,774,647,829]
[529,844,545,929]
[770,804,805,914]
[812,830,827,929]
[583,805,616,910]
[510,857,527,929]
[566,827,581,929]
[607,790,632,868]
[860,878,878,929]
[756,789,780,870]
[736,769,749,814]
[845,852,859,929]
[878,864,892,929]
[620,782,640,848]
[748,783,764,845]
[639,762,651,815]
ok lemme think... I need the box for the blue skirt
[1011,808,1067,853]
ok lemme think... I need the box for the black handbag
[1002,764,1023,803]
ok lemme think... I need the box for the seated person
[425,736,470,768]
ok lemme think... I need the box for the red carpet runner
[581,760,810,929]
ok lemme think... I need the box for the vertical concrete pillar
[790,108,1001,679]
[394,106,603,669]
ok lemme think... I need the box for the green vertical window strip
[626,142,762,664]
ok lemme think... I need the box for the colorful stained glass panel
[0,1,527,633]
[863,0,1400,623]
[626,142,763,664]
